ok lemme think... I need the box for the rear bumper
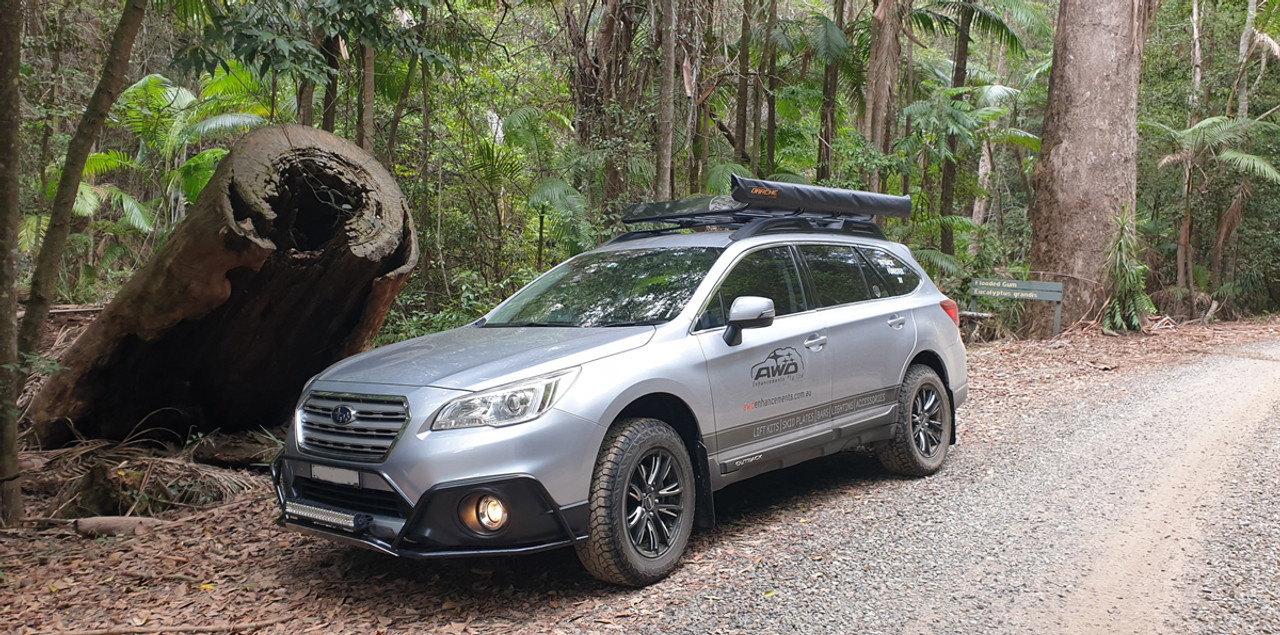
[272,458,588,559]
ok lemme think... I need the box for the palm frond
[706,162,754,194]
[911,248,965,278]
[808,13,849,65]
[985,127,1040,152]
[765,171,810,184]
[1217,149,1280,183]
[73,182,103,217]
[968,5,1026,57]
[184,112,265,141]
[100,185,155,232]
[19,215,50,252]
[82,151,139,178]
[171,148,228,203]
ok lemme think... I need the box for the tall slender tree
[18,0,150,355]
[0,0,24,526]
[1026,0,1160,338]
[656,0,676,200]
[734,0,753,167]
[816,0,846,183]
[865,0,904,192]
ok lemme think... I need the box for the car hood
[316,325,656,390]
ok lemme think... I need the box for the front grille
[298,391,409,462]
[292,476,408,518]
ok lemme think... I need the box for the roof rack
[610,175,910,244]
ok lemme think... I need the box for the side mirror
[724,296,775,346]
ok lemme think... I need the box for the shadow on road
[279,448,901,622]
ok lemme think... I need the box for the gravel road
[9,329,1280,634]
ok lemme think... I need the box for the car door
[694,245,833,478]
[796,243,918,438]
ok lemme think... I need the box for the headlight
[431,369,579,431]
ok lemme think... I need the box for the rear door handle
[804,334,827,350]
[887,315,906,329]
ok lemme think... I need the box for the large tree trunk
[938,7,973,257]
[28,125,419,449]
[0,0,24,526]
[18,0,147,356]
[865,0,903,192]
[655,0,676,200]
[1026,0,1159,338]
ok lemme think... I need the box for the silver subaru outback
[273,175,968,586]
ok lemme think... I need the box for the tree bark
[734,0,752,167]
[0,0,24,527]
[385,53,419,170]
[1176,0,1203,308]
[356,43,375,152]
[28,126,419,448]
[297,79,315,126]
[1235,0,1258,119]
[763,0,778,176]
[938,6,973,257]
[655,0,676,200]
[865,0,903,192]
[320,37,341,133]
[18,0,147,356]
[1026,0,1159,338]
[816,0,845,183]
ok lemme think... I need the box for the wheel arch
[907,350,957,444]
[614,393,716,529]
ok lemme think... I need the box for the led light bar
[285,500,372,532]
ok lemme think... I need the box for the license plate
[310,464,360,487]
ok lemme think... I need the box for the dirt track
[5,320,1280,634]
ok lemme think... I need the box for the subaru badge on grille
[331,405,357,425]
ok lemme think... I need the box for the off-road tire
[876,364,953,477]
[575,417,695,586]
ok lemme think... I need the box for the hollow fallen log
[29,125,418,448]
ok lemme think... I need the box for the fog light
[476,495,508,531]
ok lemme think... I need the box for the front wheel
[876,365,953,476]
[575,417,695,586]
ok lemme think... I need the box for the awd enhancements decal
[716,387,899,450]
[750,347,804,386]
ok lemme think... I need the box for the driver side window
[698,247,806,330]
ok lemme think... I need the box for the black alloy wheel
[625,449,685,558]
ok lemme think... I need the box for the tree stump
[28,125,418,448]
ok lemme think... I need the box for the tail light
[940,298,960,327]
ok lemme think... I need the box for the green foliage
[1103,207,1157,331]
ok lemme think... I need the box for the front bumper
[273,458,589,558]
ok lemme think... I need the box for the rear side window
[797,244,873,307]
[858,246,921,298]
[699,247,807,329]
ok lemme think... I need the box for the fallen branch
[54,614,293,635]
[73,516,172,537]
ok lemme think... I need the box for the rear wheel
[876,365,953,476]
[575,417,694,586]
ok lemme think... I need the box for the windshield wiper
[599,319,668,327]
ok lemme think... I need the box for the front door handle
[887,315,906,329]
[804,334,827,350]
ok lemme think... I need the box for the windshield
[485,247,724,327]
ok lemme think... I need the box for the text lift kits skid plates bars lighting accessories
[612,175,912,244]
